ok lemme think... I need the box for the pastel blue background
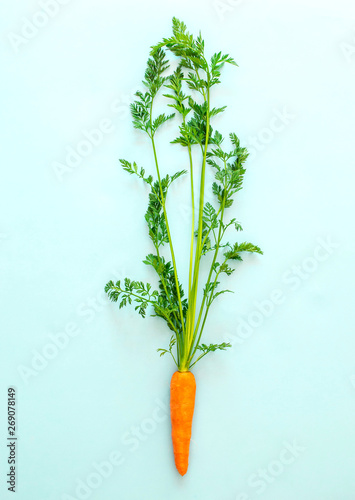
[1,1,355,499]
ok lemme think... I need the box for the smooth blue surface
[1,1,355,499]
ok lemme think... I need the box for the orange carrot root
[170,371,196,476]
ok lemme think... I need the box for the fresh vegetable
[105,18,262,475]
[170,371,196,476]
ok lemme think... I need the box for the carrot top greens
[105,18,262,371]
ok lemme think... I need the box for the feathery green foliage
[105,18,262,371]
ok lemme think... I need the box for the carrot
[170,371,196,476]
[105,17,263,476]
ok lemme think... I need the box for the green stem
[189,256,227,368]
[189,351,208,369]
[148,179,183,358]
[182,84,210,370]
[188,158,229,366]
[149,98,186,348]
[150,134,186,337]
[170,351,178,367]
[154,245,182,365]
[187,144,194,351]
[188,200,225,365]
[185,127,195,300]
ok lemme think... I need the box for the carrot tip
[178,467,187,476]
